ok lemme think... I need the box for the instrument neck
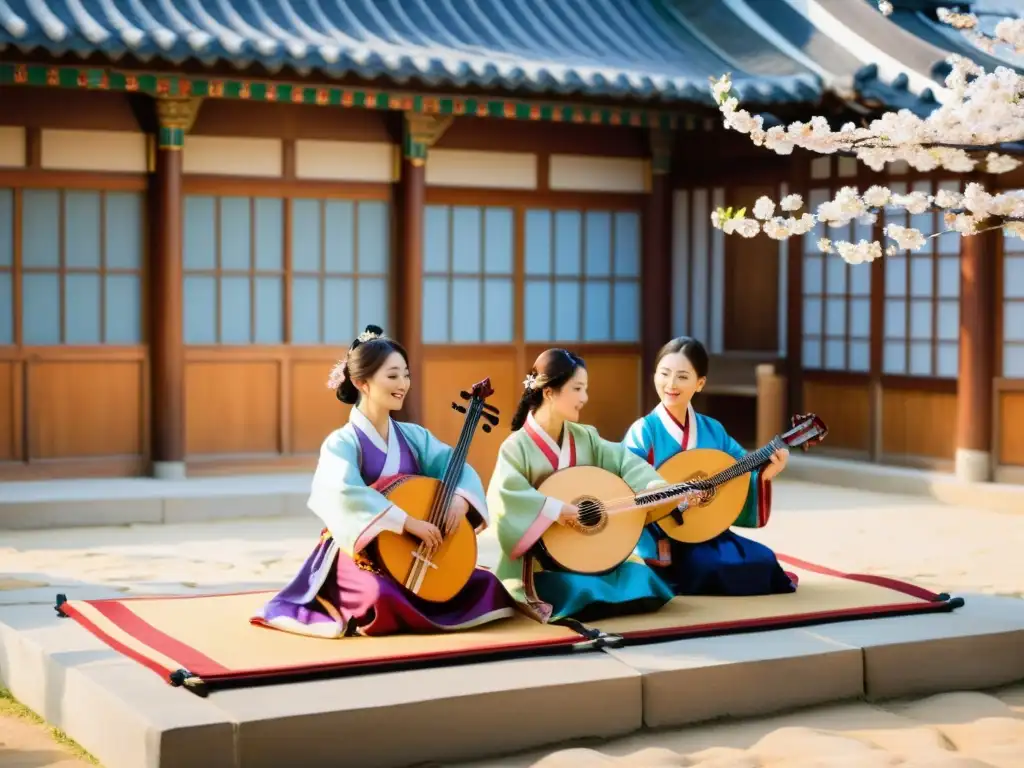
[633,435,788,508]
[428,402,481,526]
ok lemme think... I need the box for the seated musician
[623,336,796,596]
[486,348,674,624]
[252,325,514,638]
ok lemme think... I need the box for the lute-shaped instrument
[373,378,498,602]
[648,412,829,544]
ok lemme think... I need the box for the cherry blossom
[709,5,1024,264]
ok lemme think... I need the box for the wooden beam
[955,227,997,481]
[149,96,201,478]
[395,112,450,424]
[641,127,674,411]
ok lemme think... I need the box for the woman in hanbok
[623,336,796,596]
[253,325,515,638]
[486,348,675,624]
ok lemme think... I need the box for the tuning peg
[459,390,472,401]
[482,403,499,414]
[482,412,499,426]
[482,424,492,433]
[451,403,466,414]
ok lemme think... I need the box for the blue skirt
[637,527,796,596]
[534,559,674,623]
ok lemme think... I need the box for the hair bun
[364,324,383,336]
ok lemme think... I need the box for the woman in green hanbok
[486,348,674,624]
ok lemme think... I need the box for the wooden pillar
[396,112,452,425]
[150,97,201,479]
[955,228,996,482]
[641,126,674,411]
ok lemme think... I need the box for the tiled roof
[0,0,822,104]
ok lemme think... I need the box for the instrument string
[573,437,789,519]
[406,397,482,588]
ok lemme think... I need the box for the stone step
[1,594,1022,768]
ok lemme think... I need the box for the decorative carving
[403,112,454,165]
[154,96,203,150]
[649,126,674,176]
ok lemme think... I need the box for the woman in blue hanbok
[623,337,796,596]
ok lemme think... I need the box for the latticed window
[182,195,390,344]
[523,208,641,343]
[290,199,389,344]
[0,188,144,346]
[881,180,960,378]
[422,205,514,344]
[1004,229,1024,378]
[801,188,871,372]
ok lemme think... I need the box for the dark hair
[336,324,409,405]
[510,348,586,431]
[655,336,709,379]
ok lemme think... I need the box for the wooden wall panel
[724,185,780,352]
[881,389,956,459]
[185,361,279,456]
[291,360,349,454]
[27,361,143,458]
[421,352,519,487]
[582,352,643,442]
[802,381,871,452]
[997,391,1024,466]
[0,362,18,461]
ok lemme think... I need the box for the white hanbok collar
[655,402,698,451]
[349,407,402,477]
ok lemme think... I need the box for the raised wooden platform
[1,594,1023,768]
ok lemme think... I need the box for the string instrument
[534,413,828,575]
[535,467,697,575]
[651,413,829,544]
[373,378,499,603]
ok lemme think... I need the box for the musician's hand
[762,448,790,481]
[557,504,580,525]
[404,517,443,548]
[443,495,470,535]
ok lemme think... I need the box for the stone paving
[0,477,1023,767]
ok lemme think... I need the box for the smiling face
[654,351,705,411]
[355,350,410,413]
[543,366,589,423]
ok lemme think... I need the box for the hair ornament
[326,359,347,390]
[357,328,382,343]
[522,373,537,390]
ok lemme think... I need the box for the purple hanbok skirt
[253,532,515,638]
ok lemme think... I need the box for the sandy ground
[1,478,1023,767]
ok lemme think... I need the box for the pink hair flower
[326,359,347,390]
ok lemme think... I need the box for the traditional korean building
[0,0,1020,487]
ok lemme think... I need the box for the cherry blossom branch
[714,186,1024,264]
[876,1,1024,54]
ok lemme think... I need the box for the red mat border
[60,556,957,687]
[60,600,584,684]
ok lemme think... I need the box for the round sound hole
[569,496,607,535]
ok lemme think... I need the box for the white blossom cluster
[714,186,1024,265]
[709,6,1024,264]
[933,7,1024,55]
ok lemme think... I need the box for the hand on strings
[404,517,443,549]
[557,503,580,526]
[443,494,470,536]
[762,448,790,481]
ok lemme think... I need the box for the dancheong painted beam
[0,62,683,130]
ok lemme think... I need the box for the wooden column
[396,112,452,424]
[955,228,996,482]
[641,126,674,411]
[150,97,201,479]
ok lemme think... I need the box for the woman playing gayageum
[252,325,515,638]
[486,348,675,624]
[623,336,796,596]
